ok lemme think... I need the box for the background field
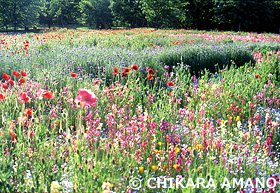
[0,28,280,192]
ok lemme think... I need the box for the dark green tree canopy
[0,0,279,33]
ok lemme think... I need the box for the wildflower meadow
[0,28,280,193]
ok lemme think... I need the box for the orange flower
[24,108,34,116]
[10,131,16,141]
[167,82,174,86]
[148,74,153,80]
[21,71,27,77]
[139,167,144,174]
[70,72,77,78]
[163,165,168,170]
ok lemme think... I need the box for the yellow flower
[246,132,250,139]
[236,116,240,122]
[175,146,180,153]
[196,144,202,150]
[188,147,192,152]
[154,150,162,155]
[225,144,229,149]
[158,142,162,146]
[139,167,144,174]
[173,164,178,170]
[227,115,232,120]
[151,165,158,172]
[50,181,60,193]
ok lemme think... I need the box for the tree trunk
[239,22,241,31]
[156,15,158,29]
[14,23,17,32]
[61,18,64,28]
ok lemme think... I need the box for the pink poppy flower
[74,89,98,108]
[19,93,30,103]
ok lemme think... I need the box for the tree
[140,0,171,29]
[110,0,145,28]
[39,0,56,29]
[50,0,81,27]
[79,0,112,28]
[0,0,41,31]
[214,0,274,32]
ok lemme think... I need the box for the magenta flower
[74,89,98,108]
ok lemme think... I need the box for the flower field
[0,28,280,192]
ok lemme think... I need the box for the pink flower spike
[74,89,98,108]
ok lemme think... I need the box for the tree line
[0,0,279,33]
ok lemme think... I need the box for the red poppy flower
[24,108,34,116]
[131,65,138,71]
[71,72,77,78]
[42,90,54,99]
[2,73,11,81]
[21,71,27,76]
[93,79,101,84]
[2,84,8,90]
[148,68,154,74]
[19,78,25,84]
[255,74,261,79]
[268,53,272,56]
[150,43,154,46]
[123,68,130,73]
[19,92,30,103]
[9,80,14,86]
[167,82,174,86]
[0,93,5,101]
[0,130,3,135]
[148,74,153,80]
[12,71,20,78]
[10,131,16,142]
[121,72,128,77]
[112,68,119,75]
